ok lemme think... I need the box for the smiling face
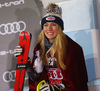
[43,22,59,43]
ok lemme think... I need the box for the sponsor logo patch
[46,16,55,21]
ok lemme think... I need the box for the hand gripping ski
[14,31,32,91]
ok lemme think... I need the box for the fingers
[40,84,50,91]
[14,46,23,58]
[39,84,64,91]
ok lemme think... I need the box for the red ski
[14,31,32,91]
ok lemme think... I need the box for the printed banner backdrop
[0,0,43,90]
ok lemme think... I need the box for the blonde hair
[38,27,68,70]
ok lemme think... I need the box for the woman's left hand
[40,84,61,91]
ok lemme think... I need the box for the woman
[14,3,88,91]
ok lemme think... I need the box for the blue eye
[44,24,48,26]
[52,23,57,26]
[52,24,56,26]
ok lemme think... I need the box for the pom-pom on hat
[41,3,64,30]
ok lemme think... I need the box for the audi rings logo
[3,70,28,83]
[0,21,26,35]
[3,70,16,82]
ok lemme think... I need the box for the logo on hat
[46,16,55,21]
